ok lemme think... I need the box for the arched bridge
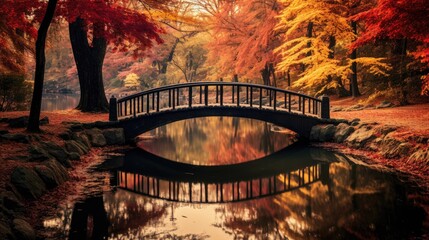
[114,147,332,203]
[109,82,331,140]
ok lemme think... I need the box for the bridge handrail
[117,81,320,102]
[109,81,330,121]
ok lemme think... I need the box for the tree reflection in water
[137,117,297,165]
[42,117,426,239]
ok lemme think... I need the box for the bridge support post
[320,95,330,119]
[109,96,118,121]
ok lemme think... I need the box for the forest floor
[331,97,429,135]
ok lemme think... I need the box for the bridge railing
[117,163,322,203]
[109,82,330,121]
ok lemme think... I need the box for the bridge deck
[109,82,331,139]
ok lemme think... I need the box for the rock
[331,106,343,112]
[350,118,360,124]
[39,116,49,125]
[318,124,336,142]
[346,104,364,111]
[380,136,412,159]
[310,125,322,141]
[85,128,107,147]
[0,191,24,212]
[34,165,60,189]
[375,125,397,136]
[68,152,81,160]
[415,136,429,144]
[40,142,71,168]
[103,128,125,145]
[345,127,376,148]
[1,134,29,143]
[65,140,85,156]
[408,148,429,164]
[376,100,394,109]
[59,131,72,140]
[8,117,28,128]
[43,159,68,183]
[71,132,91,149]
[333,123,355,143]
[0,221,15,240]
[10,167,46,200]
[85,121,117,129]
[69,124,84,131]
[12,219,35,240]
[28,145,52,162]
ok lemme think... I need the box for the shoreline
[0,109,429,238]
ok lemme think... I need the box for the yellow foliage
[275,0,390,93]
[124,73,140,89]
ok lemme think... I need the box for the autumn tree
[123,73,140,90]
[201,0,281,85]
[275,0,390,96]
[352,0,429,97]
[60,0,165,112]
[28,0,58,132]
[171,33,208,83]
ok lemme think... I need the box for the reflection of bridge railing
[117,163,322,203]
[109,82,330,121]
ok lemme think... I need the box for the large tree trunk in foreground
[27,0,58,132]
[69,18,108,112]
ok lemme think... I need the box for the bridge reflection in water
[115,146,330,203]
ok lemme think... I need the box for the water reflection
[44,146,426,239]
[116,147,330,203]
[137,117,297,165]
[41,93,79,111]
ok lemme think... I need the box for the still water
[43,117,427,239]
[41,93,80,111]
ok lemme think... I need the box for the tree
[123,73,140,90]
[202,0,281,85]
[0,74,31,111]
[352,0,429,96]
[27,0,58,132]
[61,0,166,112]
[275,0,390,96]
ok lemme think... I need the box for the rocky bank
[310,118,429,171]
[0,117,126,240]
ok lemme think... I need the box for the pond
[41,93,80,111]
[42,117,427,239]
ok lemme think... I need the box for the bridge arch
[109,82,331,140]
[115,147,332,203]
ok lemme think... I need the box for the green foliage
[0,74,31,111]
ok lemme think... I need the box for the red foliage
[2,0,166,66]
[352,0,429,94]
[57,0,165,55]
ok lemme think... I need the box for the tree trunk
[27,0,58,132]
[69,18,108,112]
[269,63,277,87]
[350,21,361,97]
[261,64,270,86]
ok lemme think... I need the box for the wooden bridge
[109,82,331,140]
[114,147,331,203]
